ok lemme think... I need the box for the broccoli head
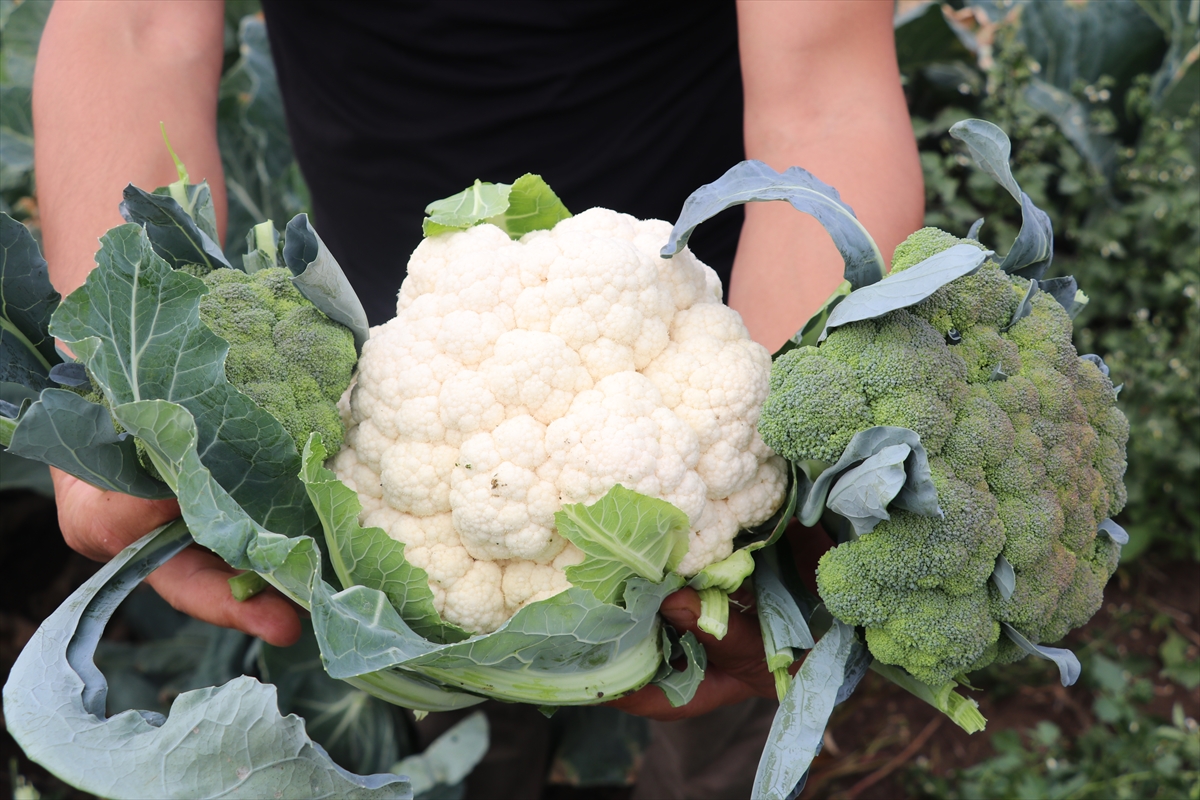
[763,227,1128,684]
[199,267,357,452]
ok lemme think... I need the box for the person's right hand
[51,467,302,646]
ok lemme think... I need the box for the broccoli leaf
[782,279,851,355]
[661,160,886,290]
[1038,275,1080,314]
[1098,518,1130,545]
[1005,278,1039,330]
[1,213,60,391]
[300,435,470,644]
[991,554,1016,600]
[51,224,315,537]
[7,388,172,499]
[752,621,867,800]
[648,630,706,707]
[282,213,371,352]
[799,427,940,527]
[119,184,232,273]
[557,484,691,604]
[949,119,1055,280]
[1001,622,1082,686]
[819,244,992,340]
[825,443,912,537]
[1,519,412,800]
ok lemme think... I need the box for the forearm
[34,0,227,297]
[730,0,924,351]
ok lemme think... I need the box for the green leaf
[648,630,706,707]
[51,223,314,536]
[119,184,232,272]
[1098,518,1129,546]
[949,119,1055,280]
[661,160,886,290]
[752,621,867,800]
[753,544,814,699]
[392,712,489,797]
[484,173,572,237]
[991,553,1016,600]
[696,587,730,640]
[0,0,50,89]
[1,213,60,390]
[819,243,991,340]
[894,1,977,74]
[282,213,371,352]
[7,388,172,499]
[1022,79,1118,180]
[300,435,469,644]
[689,549,754,593]
[557,484,690,604]
[423,180,512,236]
[1,520,412,799]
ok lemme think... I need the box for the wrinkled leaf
[1002,622,1082,686]
[949,119,1054,279]
[557,484,690,604]
[752,621,864,800]
[1098,518,1129,545]
[991,554,1016,600]
[51,224,314,536]
[423,180,512,237]
[484,173,572,237]
[119,184,232,273]
[7,388,172,499]
[1,519,412,800]
[392,712,489,797]
[649,631,706,708]
[800,427,941,527]
[661,160,886,290]
[1,213,60,390]
[819,244,991,340]
[825,443,912,537]
[282,214,370,352]
[301,436,468,643]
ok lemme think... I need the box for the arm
[730,0,924,351]
[34,0,299,645]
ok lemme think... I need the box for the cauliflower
[760,227,1128,685]
[336,209,787,633]
[199,266,358,453]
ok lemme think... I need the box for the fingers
[51,468,181,560]
[146,545,302,647]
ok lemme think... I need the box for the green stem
[696,586,730,640]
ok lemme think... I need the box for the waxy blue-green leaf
[1002,622,1082,686]
[752,621,865,800]
[784,280,851,354]
[825,443,912,537]
[152,179,220,244]
[391,712,489,797]
[991,554,1016,600]
[1038,275,1080,314]
[648,631,705,708]
[1,213,60,391]
[799,427,940,527]
[7,388,172,499]
[557,484,690,604]
[51,224,314,536]
[283,213,370,352]
[949,119,1054,279]
[819,244,991,340]
[754,545,814,701]
[1005,278,1039,330]
[119,184,232,273]
[1,519,413,800]
[661,160,886,290]
[1098,518,1129,546]
[301,435,469,644]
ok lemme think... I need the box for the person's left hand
[606,585,785,721]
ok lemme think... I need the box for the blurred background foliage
[0,0,1197,797]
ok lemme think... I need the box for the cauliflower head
[761,227,1128,685]
[336,209,787,633]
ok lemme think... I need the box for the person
[33,1,922,796]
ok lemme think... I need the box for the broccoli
[198,267,356,453]
[760,228,1128,685]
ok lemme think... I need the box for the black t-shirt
[260,0,744,325]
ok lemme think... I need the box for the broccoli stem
[870,662,987,734]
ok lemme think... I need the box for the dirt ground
[2,488,1197,799]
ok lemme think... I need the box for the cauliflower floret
[339,209,787,633]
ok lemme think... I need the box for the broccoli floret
[767,226,1129,683]
[199,267,356,452]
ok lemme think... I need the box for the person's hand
[51,467,301,646]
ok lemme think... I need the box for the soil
[2,488,1196,800]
